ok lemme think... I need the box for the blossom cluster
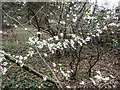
[89,70,115,86]
[27,32,93,57]
[0,51,8,75]
[52,62,73,81]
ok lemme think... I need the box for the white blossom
[90,78,96,85]
[71,70,73,72]
[20,64,24,67]
[94,75,102,81]
[63,42,68,48]
[80,81,85,85]
[2,67,7,75]
[96,33,99,37]
[0,57,3,62]
[102,77,110,82]
[24,57,27,60]
[58,6,60,8]
[97,29,102,34]
[0,31,3,34]
[19,56,23,60]
[37,32,42,35]
[2,62,8,66]
[67,14,69,17]
[24,28,28,30]
[73,16,77,22]
[34,38,39,43]
[58,64,62,66]
[43,75,47,81]
[19,60,23,63]
[96,70,102,76]
[60,21,66,24]
[44,53,48,57]
[42,40,48,45]
[52,63,56,67]
[54,36,59,41]
[51,50,55,54]
[70,39,76,49]
[60,33,63,37]
[108,23,117,26]
[92,35,96,37]
[67,71,71,73]
[109,75,115,78]
[48,37,53,41]
[15,56,19,58]
[37,42,44,49]
[13,24,18,28]
[85,37,91,41]
[66,86,71,88]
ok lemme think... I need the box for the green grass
[14,25,35,32]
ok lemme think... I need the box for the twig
[1,52,59,87]
[35,46,64,90]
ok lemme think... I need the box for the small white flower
[102,77,110,82]
[54,36,59,41]
[43,75,47,81]
[92,35,96,37]
[73,16,77,22]
[108,23,117,26]
[94,75,102,80]
[12,55,15,57]
[85,37,91,41]
[51,50,55,54]
[15,56,19,58]
[38,86,41,88]
[60,21,66,24]
[78,41,83,46]
[2,62,8,66]
[63,42,68,48]
[0,57,3,62]
[71,70,73,72]
[37,32,42,35]
[66,86,71,88]
[96,70,102,76]
[73,14,77,17]
[19,56,23,60]
[67,71,71,73]
[109,75,115,78]
[2,67,7,75]
[6,54,11,56]
[48,37,53,41]
[43,53,48,57]
[24,28,28,30]
[52,63,56,67]
[16,60,18,63]
[19,60,23,64]
[60,33,63,37]
[97,29,102,34]
[58,6,60,8]
[14,24,18,28]
[20,64,24,67]
[96,33,99,37]
[58,64,62,66]
[53,68,57,72]
[42,40,48,45]
[27,54,29,57]
[90,78,96,85]
[80,81,85,85]
[67,14,69,17]
[61,70,64,74]
[0,31,3,34]
[34,38,39,42]
[24,57,27,60]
